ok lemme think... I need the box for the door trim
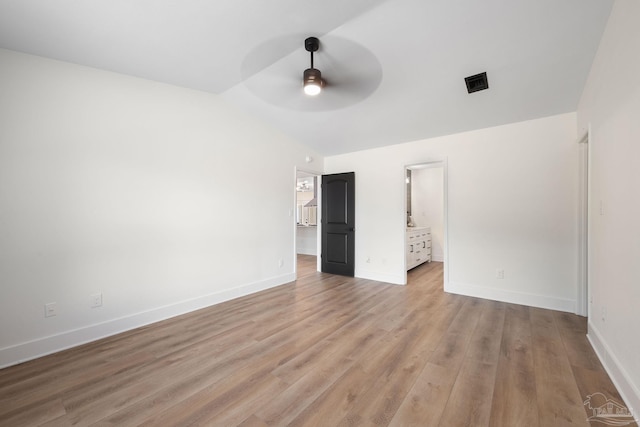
[577,126,590,317]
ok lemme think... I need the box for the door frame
[404,159,449,286]
[577,126,591,317]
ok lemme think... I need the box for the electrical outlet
[366,257,371,263]
[601,306,606,322]
[278,259,284,268]
[91,293,103,308]
[496,269,505,279]
[44,302,57,317]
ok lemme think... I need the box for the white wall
[325,112,579,312]
[0,49,323,368]
[577,0,640,413]
[411,166,444,261]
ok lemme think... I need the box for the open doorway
[295,170,320,278]
[405,161,448,285]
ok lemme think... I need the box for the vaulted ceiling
[0,0,613,155]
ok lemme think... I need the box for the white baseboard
[356,270,405,285]
[296,249,317,256]
[587,321,640,419]
[0,273,295,369]
[431,255,444,262]
[444,280,575,313]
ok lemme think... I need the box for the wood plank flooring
[0,255,635,426]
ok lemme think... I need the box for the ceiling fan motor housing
[303,68,322,85]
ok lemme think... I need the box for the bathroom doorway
[405,161,448,285]
[295,170,320,277]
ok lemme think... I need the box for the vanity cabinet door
[407,242,416,269]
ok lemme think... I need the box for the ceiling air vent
[464,72,489,94]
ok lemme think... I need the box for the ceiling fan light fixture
[303,37,322,96]
[303,68,322,96]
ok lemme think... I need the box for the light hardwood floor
[0,255,635,426]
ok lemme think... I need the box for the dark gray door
[321,172,355,276]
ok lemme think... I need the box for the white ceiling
[0,0,613,156]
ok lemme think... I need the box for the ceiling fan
[238,34,383,112]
